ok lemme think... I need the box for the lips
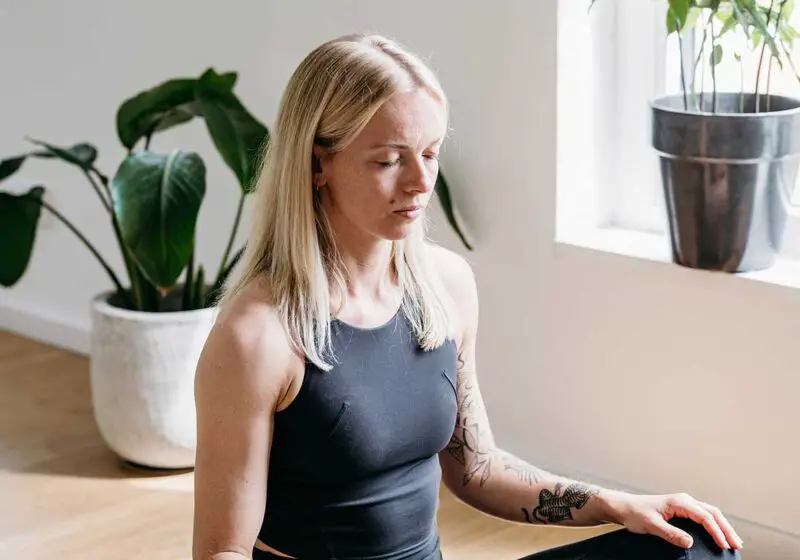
[395,205,423,213]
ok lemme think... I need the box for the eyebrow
[369,137,444,150]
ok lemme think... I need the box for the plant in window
[591,0,800,272]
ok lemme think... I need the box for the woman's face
[314,88,447,244]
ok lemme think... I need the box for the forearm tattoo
[502,455,546,486]
[445,348,494,487]
[444,348,601,525]
[522,482,600,524]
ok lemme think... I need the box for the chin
[374,212,425,241]
[380,223,418,242]
[381,229,413,242]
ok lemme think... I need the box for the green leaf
[730,1,753,39]
[695,0,718,8]
[666,0,691,33]
[715,2,734,20]
[116,70,238,151]
[434,171,473,251]
[743,1,781,58]
[779,20,800,45]
[0,156,26,183]
[685,6,702,29]
[667,9,680,34]
[719,16,738,36]
[27,139,98,170]
[0,186,45,287]
[711,43,724,66]
[194,69,269,193]
[111,150,206,290]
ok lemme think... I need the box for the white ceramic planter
[89,290,217,469]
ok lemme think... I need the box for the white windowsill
[555,225,800,292]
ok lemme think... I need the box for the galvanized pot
[651,92,800,272]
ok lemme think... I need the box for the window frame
[557,0,800,263]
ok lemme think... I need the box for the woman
[191,33,743,560]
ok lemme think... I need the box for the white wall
[1,1,798,557]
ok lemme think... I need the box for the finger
[675,501,730,550]
[650,515,694,549]
[699,502,743,550]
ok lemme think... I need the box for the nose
[402,155,435,194]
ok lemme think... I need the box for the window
[557,0,800,263]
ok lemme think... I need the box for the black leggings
[517,518,741,560]
[253,518,741,559]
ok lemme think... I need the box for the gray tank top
[257,302,459,559]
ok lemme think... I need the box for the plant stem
[215,193,245,286]
[87,164,160,311]
[183,247,195,311]
[711,18,717,113]
[768,2,786,112]
[692,12,712,111]
[193,265,206,309]
[739,52,745,113]
[777,34,800,86]
[756,0,777,112]
[677,23,689,111]
[38,199,132,307]
[82,169,112,213]
[90,166,111,190]
[87,167,142,309]
[207,246,243,306]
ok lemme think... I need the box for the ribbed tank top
[257,302,458,559]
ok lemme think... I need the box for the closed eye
[377,154,438,168]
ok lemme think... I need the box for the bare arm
[433,246,620,527]
[192,289,296,559]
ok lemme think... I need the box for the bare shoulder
[197,277,299,409]
[426,242,479,335]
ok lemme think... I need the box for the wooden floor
[0,329,614,560]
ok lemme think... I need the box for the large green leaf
[27,139,98,170]
[0,186,45,287]
[194,69,269,193]
[1,141,97,184]
[111,150,206,290]
[116,70,238,151]
[434,172,473,251]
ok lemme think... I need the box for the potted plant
[593,0,800,272]
[0,68,472,470]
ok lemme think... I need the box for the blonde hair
[218,33,456,371]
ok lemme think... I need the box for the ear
[312,143,331,188]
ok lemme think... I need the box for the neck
[337,241,396,302]
[323,212,398,305]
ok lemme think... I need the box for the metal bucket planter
[651,92,800,272]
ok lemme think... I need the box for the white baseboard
[0,301,89,356]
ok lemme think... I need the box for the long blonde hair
[218,33,456,371]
